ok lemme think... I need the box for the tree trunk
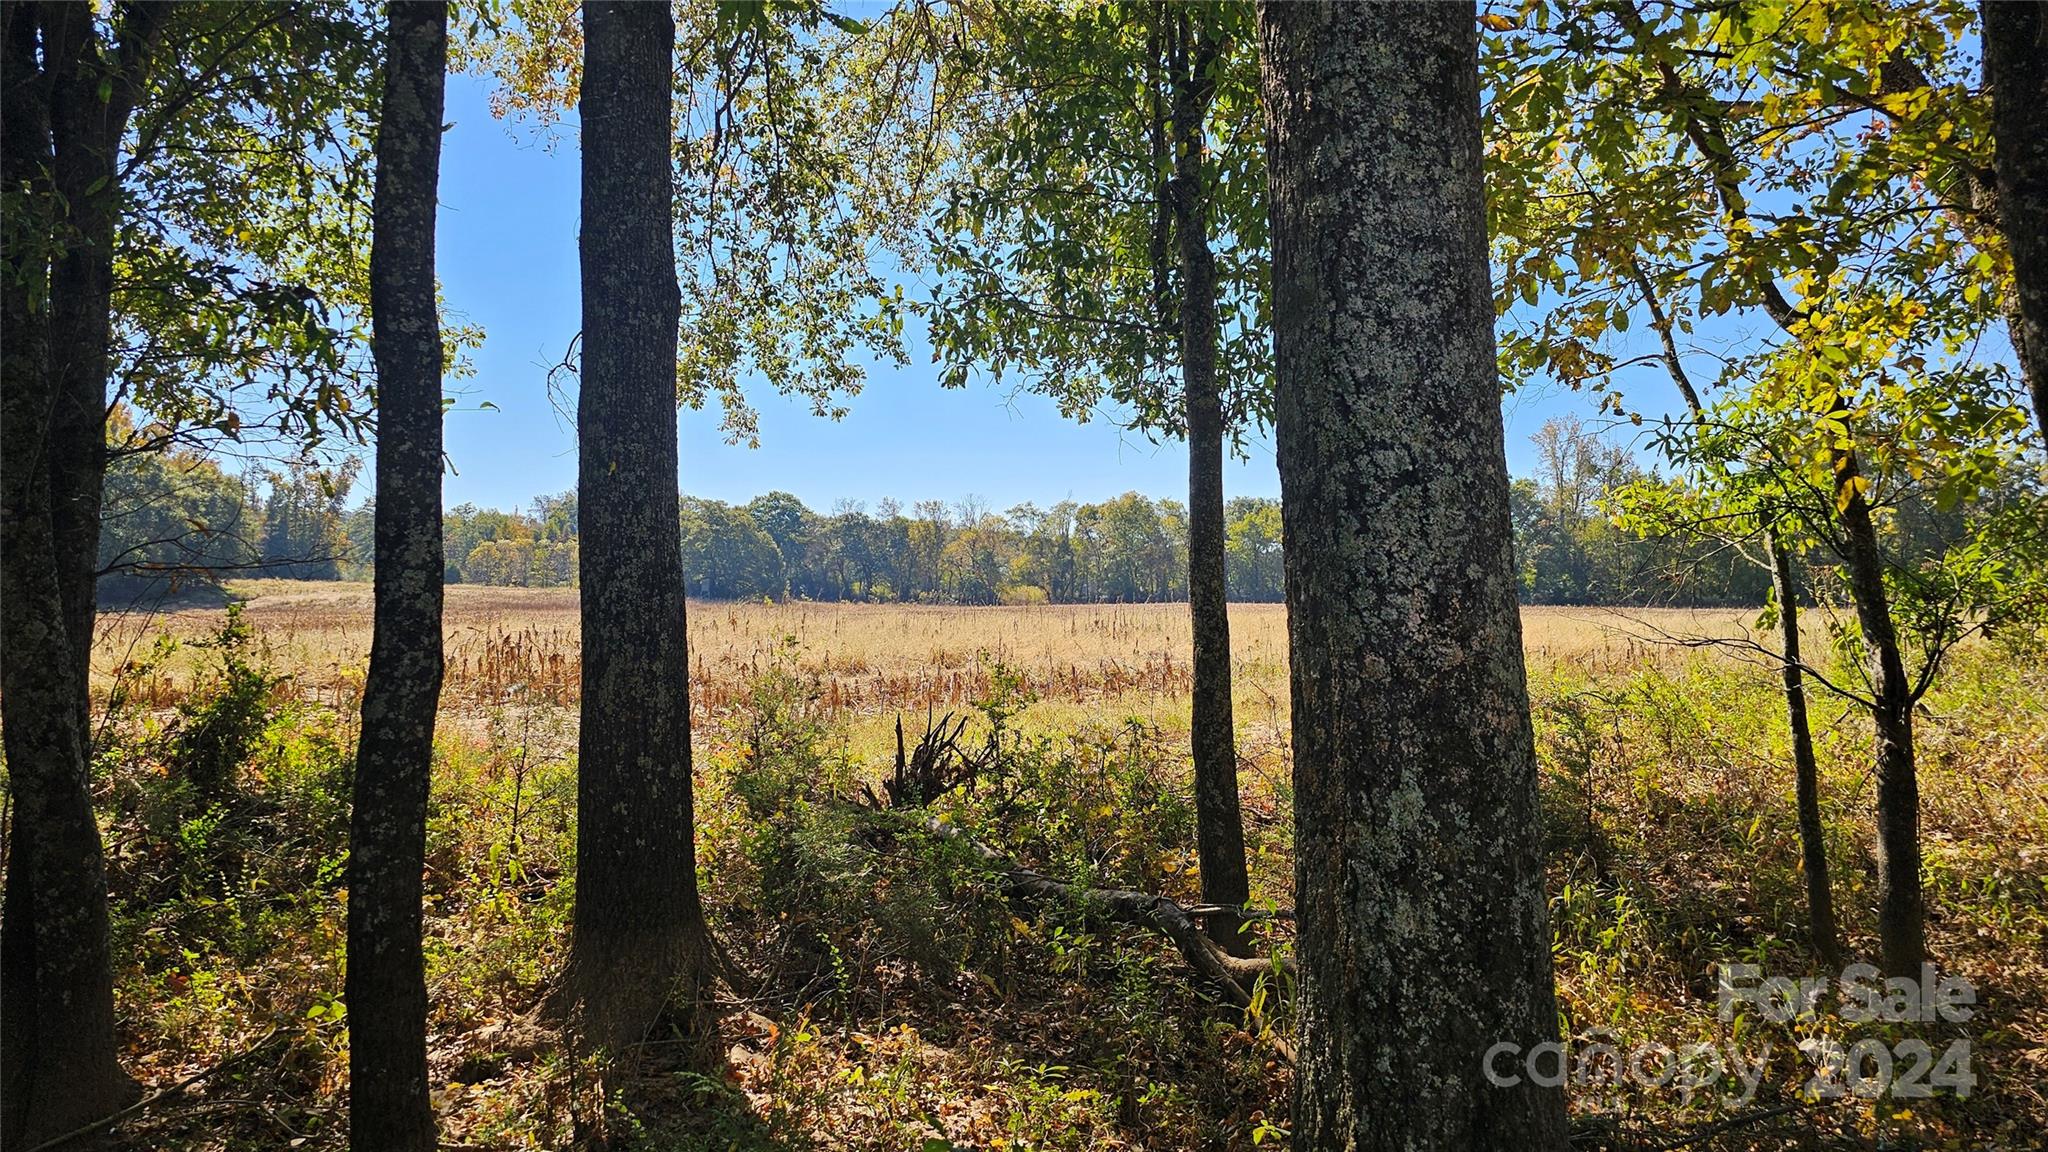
[1766,533,1842,969]
[1835,465,1926,977]
[1256,4,1570,1148]
[1,7,159,1144]
[0,10,138,1144]
[45,6,117,736]
[1,14,55,1138]
[346,6,448,1150]
[1983,0,2048,445]
[42,0,165,754]
[1644,264,1842,968]
[555,0,714,1059]
[1637,22,1932,978]
[1169,12,1251,957]
[0,426,133,1151]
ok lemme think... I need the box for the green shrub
[168,602,284,794]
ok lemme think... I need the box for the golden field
[95,580,1797,805]
[101,578,1777,728]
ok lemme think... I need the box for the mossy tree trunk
[346,5,448,1150]
[1256,3,1571,1147]
[554,0,715,1060]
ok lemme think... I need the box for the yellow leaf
[1834,473,1868,515]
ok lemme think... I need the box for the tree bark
[1256,4,1570,1148]
[0,7,141,1144]
[1765,534,1842,970]
[41,0,165,754]
[1168,12,1251,957]
[555,0,714,1059]
[346,5,447,1150]
[1835,464,1926,977]
[1982,0,2048,446]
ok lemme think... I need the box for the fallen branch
[1182,902,1294,922]
[902,811,1294,1011]
[25,1028,283,1152]
[1638,1102,1806,1152]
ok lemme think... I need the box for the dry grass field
[75,580,2048,1150]
[100,579,1775,726]
[95,580,1790,823]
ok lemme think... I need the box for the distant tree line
[97,414,369,600]
[110,413,2004,609]
[1506,415,1769,606]
[413,468,1709,605]
[436,488,1276,603]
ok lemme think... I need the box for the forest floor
[46,582,2048,1149]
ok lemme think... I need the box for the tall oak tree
[1258,2,1571,1146]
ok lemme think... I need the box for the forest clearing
[76,587,2048,1149]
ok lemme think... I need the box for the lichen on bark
[1256,3,1571,1147]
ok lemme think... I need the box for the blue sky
[431,72,1662,516]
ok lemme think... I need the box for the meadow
[77,582,2048,1149]
[102,580,1762,732]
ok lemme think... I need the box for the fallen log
[900,811,1293,1011]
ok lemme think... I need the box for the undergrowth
[15,609,2044,1149]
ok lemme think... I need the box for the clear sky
[431,72,1666,516]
